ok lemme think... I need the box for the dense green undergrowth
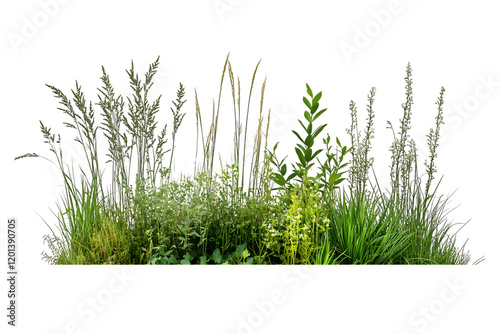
[17,56,483,265]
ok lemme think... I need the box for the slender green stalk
[424,87,445,197]
[241,59,262,191]
[208,53,230,180]
[169,82,187,176]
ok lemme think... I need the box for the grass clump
[17,57,482,265]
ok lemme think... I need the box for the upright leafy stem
[268,142,294,190]
[269,84,326,190]
[270,84,350,195]
[317,134,351,202]
[292,84,327,180]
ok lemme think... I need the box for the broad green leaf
[334,177,345,185]
[306,83,313,97]
[305,147,312,161]
[312,124,327,139]
[189,231,200,237]
[231,252,239,262]
[236,243,247,256]
[286,171,298,182]
[307,123,312,135]
[328,174,336,186]
[292,130,305,144]
[236,243,247,254]
[180,258,191,265]
[312,91,323,105]
[199,256,208,265]
[242,249,250,259]
[296,143,306,152]
[295,148,306,165]
[272,173,286,186]
[167,255,178,264]
[304,111,312,122]
[313,108,327,121]
[280,164,287,175]
[212,249,223,264]
[311,103,319,114]
[162,250,173,256]
[305,135,314,147]
[303,97,311,109]
[311,149,323,161]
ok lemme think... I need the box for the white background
[1,0,499,333]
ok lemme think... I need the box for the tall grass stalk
[98,66,130,210]
[387,62,414,203]
[241,59,262,191]
[194,89,206,175]
[196,55,267,195]
[124,57,162,186]
[249,78,267,190]
[207,53,230,181]
[347,87,376,194]
[424,87,445,198]
[169,83,187,175]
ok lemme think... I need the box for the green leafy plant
[270,84,351,198]
[270,84,326,188]
[291,84,327,180]
[317,134,351,203]
[264,177,330,264]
